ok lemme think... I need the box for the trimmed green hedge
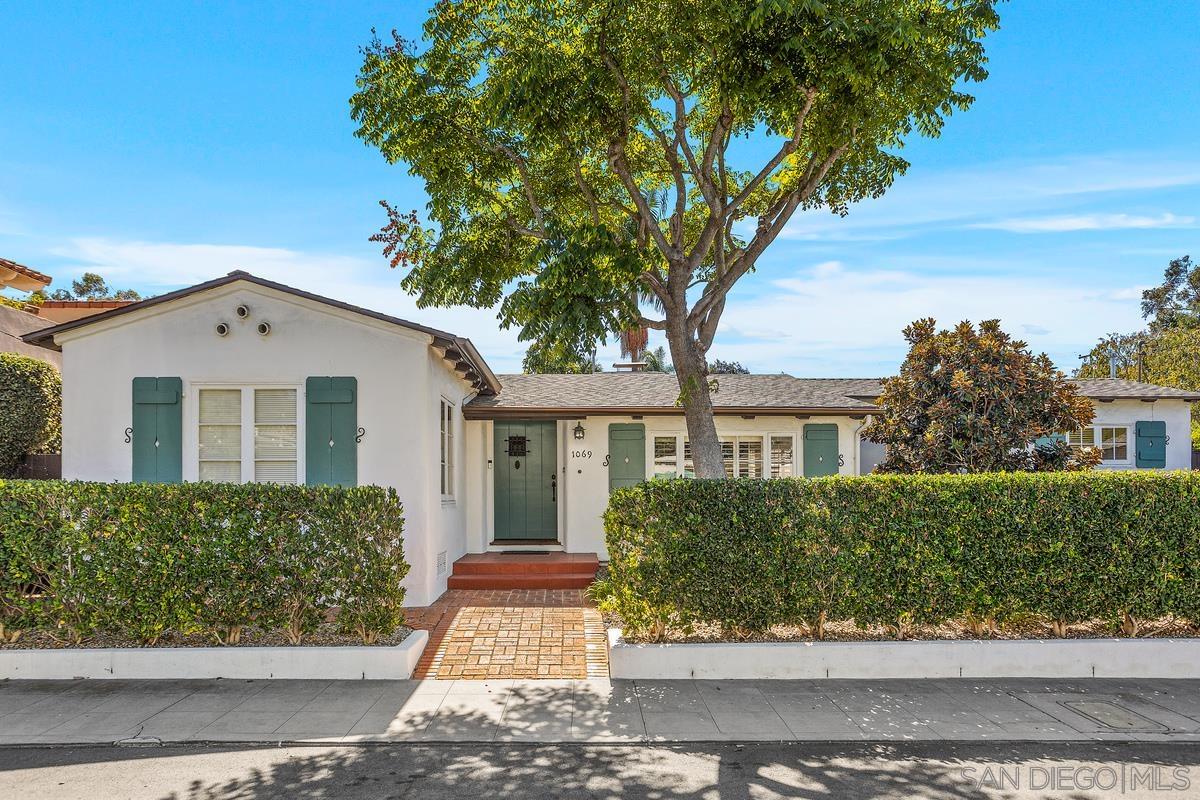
[0,353,61,477]
[0,481,408,645]
[604,472,1200,639]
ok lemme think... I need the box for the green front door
[608,423,646,492]
[803,423,840,477]
[494,421,558,541]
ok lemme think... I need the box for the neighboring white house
[24,271,1199,606]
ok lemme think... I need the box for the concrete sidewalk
[1,677,1199,745]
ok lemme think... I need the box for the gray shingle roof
[463,373,1200,417]
[1070,378,1200,401]
[464,373,879,417]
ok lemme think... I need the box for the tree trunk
[665,320,724,478]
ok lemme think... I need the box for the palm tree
[643,346,674,373]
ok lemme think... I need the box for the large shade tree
[351,0,1000,476]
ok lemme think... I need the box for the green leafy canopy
[351,0,1000,350]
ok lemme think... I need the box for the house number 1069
[571,449,593,459]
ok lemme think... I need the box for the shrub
[0,354,61,477]
[0,480,407,645]
[604,472,1200,639]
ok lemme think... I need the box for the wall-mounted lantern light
[573,422,586,440]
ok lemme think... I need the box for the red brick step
[447,552,599,589]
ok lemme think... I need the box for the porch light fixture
[573,422,586,440]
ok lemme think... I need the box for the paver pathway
[405,589,608,680]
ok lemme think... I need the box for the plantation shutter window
[737,438,763,478]
[198,389,242,482]
[254,389,298,484]
[720,438,736,477]
[653,436,678,477]
[770,435,794,478]
[680,436,765,478]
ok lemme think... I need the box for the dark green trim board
[131,377,182,483]
[1034,433,1067,448]
[802,423,839,477]
[1135,420,1167,468]
[493,420,557,541]
[305,377,358,487]
[608,423,646,493]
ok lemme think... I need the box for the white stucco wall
[1089,398,1192,470]
[463,414,870,560]
[55,281,474,607]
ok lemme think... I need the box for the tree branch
[725,88,816,217]
[687,136,854,327]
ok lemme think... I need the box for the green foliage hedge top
[604,472,1200,638]
[0,354,61,477]
[0,481,408,645]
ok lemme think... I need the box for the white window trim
[1069,423,1134,467]
[191,382,305,484]
[768,432,797,478]
[440,397,455,501]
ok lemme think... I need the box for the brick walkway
[405,589,608,680]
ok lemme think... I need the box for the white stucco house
[23,271,1200,606]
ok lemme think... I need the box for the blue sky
[2,2,1198,376]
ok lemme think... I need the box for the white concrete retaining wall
[608,629,1200,679]
[0,630,428,680]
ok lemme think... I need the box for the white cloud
[973,212,1194,234]
[780,153,1200,240]
[710,261,1146,377]
[49,237,564,373]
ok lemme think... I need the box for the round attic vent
[215,322,230,337]
[235,304,251,319]
[256,321,272,336]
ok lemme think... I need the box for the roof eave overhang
[1091,395,1200,403]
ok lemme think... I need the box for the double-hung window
[198,387,298,483]
[440,399,454,498]
[1068,425,1131,465]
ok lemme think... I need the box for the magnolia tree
[868,319,1099,473]
[351,0,1000,476]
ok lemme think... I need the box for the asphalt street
[3,741,1200,799]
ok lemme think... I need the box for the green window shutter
[131,377,182,483]
[802,423,840,477]
[305,376,358,486]
[1034,433,1067,448]
[1135,420,1167,468]
[607,423,646,493]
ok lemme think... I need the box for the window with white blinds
[197,387,298,484]
[198,389,242,482]
[254,389,297,484]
